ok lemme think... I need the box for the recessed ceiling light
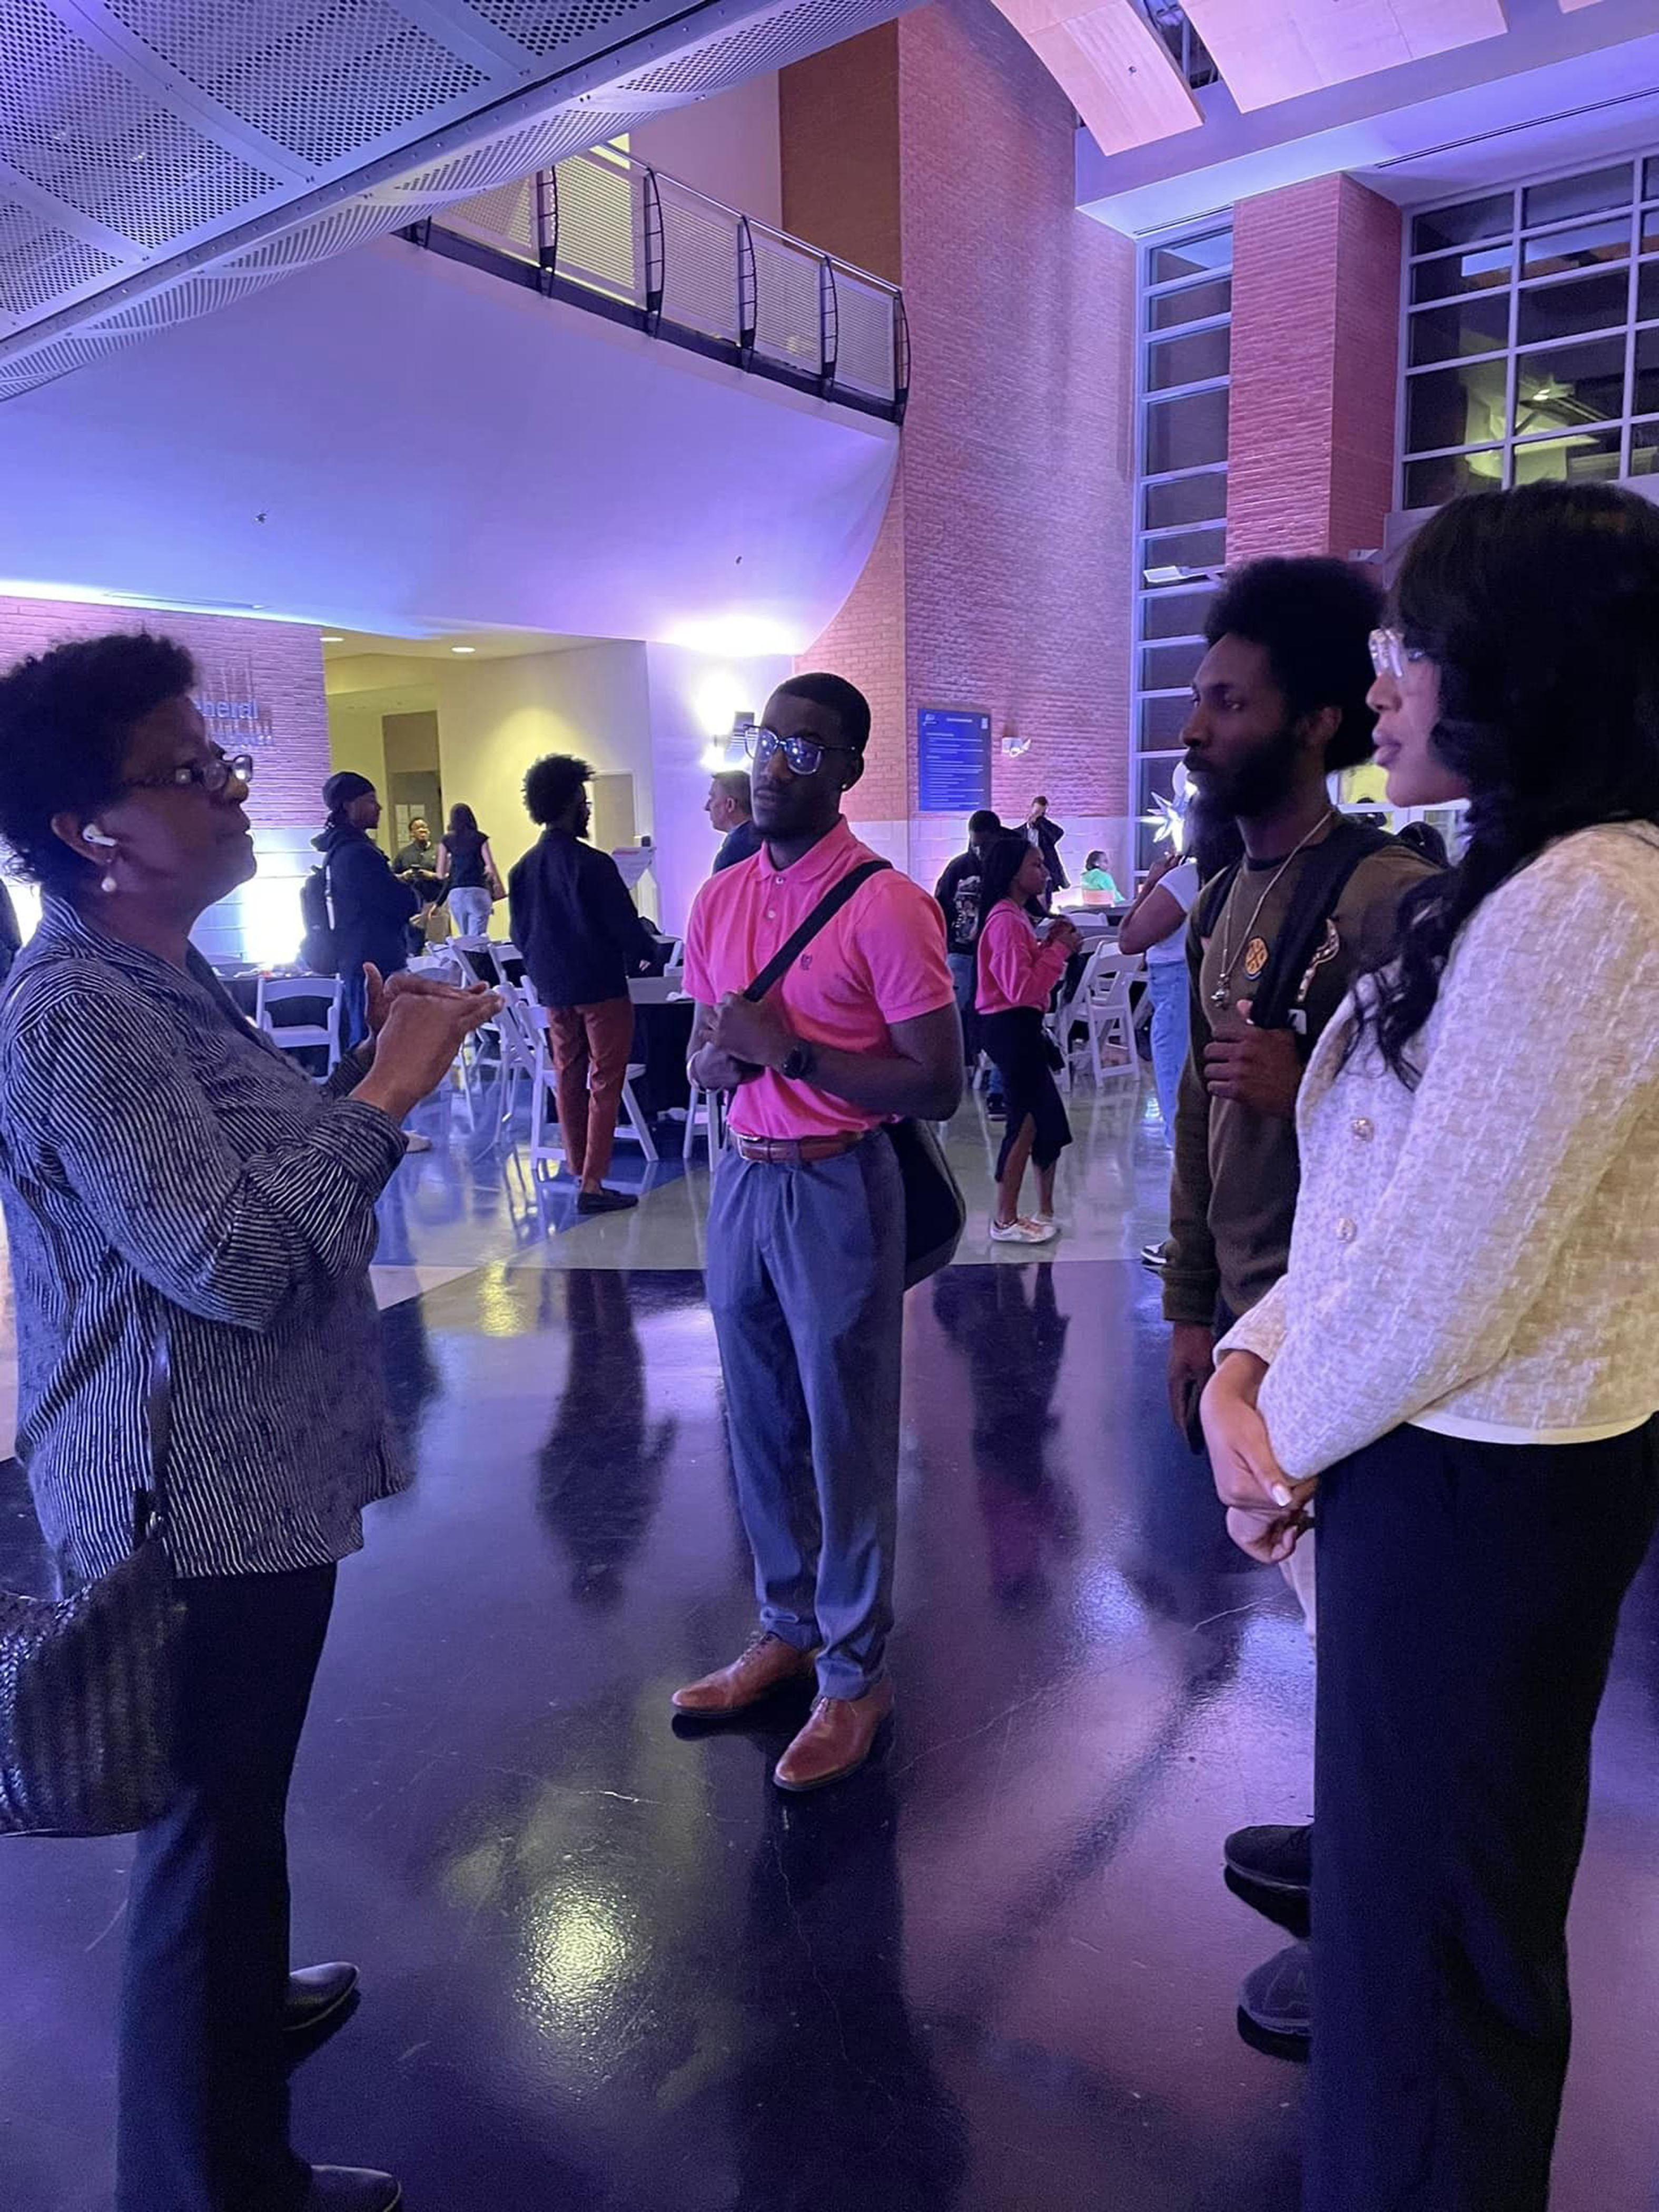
[320,633,344,644]
[450,645,477,655]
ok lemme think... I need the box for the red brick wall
[779,24,902,284]
[1228,175,1401,566]
[784,0,1135,878]
[0,597,329,829]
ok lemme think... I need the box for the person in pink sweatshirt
[974,834,1080,1244]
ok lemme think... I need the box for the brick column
[781,0,1135,884]
[1227,174,1401,566]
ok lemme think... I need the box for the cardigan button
[1335,1216,1357,1244]
[1351,1116,1374,1141]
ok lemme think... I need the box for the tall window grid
[1131,220,1232,875]
[1400,155,1659,509]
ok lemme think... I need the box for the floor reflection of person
[932,1266,1080,1611]
[733,1772,967,2212]
[537,1270,676,1606]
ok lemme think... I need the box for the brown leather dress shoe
[672,1631,816,1715]
[773,1680,895,1792]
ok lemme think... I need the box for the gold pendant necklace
[1209,809,1335,1010]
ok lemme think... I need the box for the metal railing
[420,145,909,423]
[1136,0,1219,91]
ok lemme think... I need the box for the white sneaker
[1032,1211,1059,1230]
[990,1217,1056,1245]
[403,1132,432,1154]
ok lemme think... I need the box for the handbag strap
[742,860,891,1002]
[134,1329,174,1547]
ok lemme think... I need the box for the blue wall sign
[917,705,991,814]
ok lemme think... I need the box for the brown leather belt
[732,1130,866,1167]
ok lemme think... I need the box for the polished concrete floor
[3,1079,1659,2210]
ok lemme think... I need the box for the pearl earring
[101,872,117,895]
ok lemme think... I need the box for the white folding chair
[254,974,342,1074]
[1044,941,1105,1093]
[682,1076,725,1160]
[1082,949,1143,1088]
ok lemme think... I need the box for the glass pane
[1141,586,1214,643]
[1522,216,1629,279]
[1402,448,1503,509]
[1149,276,1230,331]
[1143,386,1229,473]
[1149,231,1231,285]
[1404,358,1508,455]
[1139,694,1193,749]
[1641,204,1659,257]
[1411,243,1512,303]
[1634,327,1659,417]
[1413,195,1511,255]
[1140,639,1204,692]
[1141,522,1226,578]
[1647,158,1659,202]
[1146,324,1230,391]
[1516,269,1629,345]
[1512,335,1625,437]
[1630,422,1659,476]
[1641,262,1659,324]
[1512,429,1621,486]
[1522,165,1632,230]
[1136,752,1183,818]
[1408,293,1509,366]
[1143,469,1226,530]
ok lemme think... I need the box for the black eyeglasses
[121,750,255,797]
[745,725,860,778]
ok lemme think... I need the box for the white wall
[628,74,782,225]
[645,643,791,933]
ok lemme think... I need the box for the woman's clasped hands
[1200,1350,1318,1564]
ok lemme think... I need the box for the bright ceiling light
[320,634,344,644]
[450,645,477,655]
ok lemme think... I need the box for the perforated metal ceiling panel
[0,0,914,394]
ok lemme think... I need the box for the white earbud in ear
[84,825,118,849]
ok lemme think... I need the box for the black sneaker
[1224,1821,1313,1897]
[986,1097,1006,1122]
[1140,1240,1172,1271]
[1238,1941,1311,2049]
[576,1187,639,1215]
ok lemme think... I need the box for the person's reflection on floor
[377,1291,442,1471]
[537,1269,676,1606]
[932,1265,1081,1611]
[733,1770,968,2212]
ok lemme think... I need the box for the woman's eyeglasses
[745,726,858,778]
[122,750,255,796]
[1368,628,1431,683]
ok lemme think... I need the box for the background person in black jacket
[1025,795,1068,903]
[508,754,659,1216]
[314,772,420,1052]
[933,808,1002,1075]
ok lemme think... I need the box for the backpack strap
[743,860,892,1002]
[1247,818,1395,1030]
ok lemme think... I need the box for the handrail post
[535,167,557,297]
[642,165,665,333]
[818,254,838,401]
[737,213,757,366]
[893,289,911,424]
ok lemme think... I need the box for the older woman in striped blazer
[0,634,495,2212]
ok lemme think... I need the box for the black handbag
[0,1337,184,1839]
[742,861,967,1289]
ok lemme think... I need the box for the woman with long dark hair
[437,800,503,940]
[1202,481,1659,2209]
[974,833,1079,1244]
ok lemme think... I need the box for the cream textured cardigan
[1219,822,1659,1481]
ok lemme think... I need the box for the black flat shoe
[576,1187,638,1214]
[284,1963,360,2038]
[304,2168,401,2211]
[1224,1821,1313,1898]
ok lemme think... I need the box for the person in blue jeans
[934,809,1006,1113]
[313,773,419,1051]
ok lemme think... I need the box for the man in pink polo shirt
[673,673,962,1790]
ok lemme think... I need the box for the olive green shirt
[1163,828,1436,1328]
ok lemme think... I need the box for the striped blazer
[0,897,410,1583]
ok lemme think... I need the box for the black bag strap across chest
[1199,819,1395,1030]
[743,860,892,1001]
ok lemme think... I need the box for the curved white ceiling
[0,0,914,399]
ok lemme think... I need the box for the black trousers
[1307,1420,1658,2212]
[116,1564,338,2212]
[981,1009,1072,1178]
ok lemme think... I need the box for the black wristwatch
[780,1038,816,1082]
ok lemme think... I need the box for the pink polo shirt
[683,818,954,1140]
[976,900,1070,1014]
